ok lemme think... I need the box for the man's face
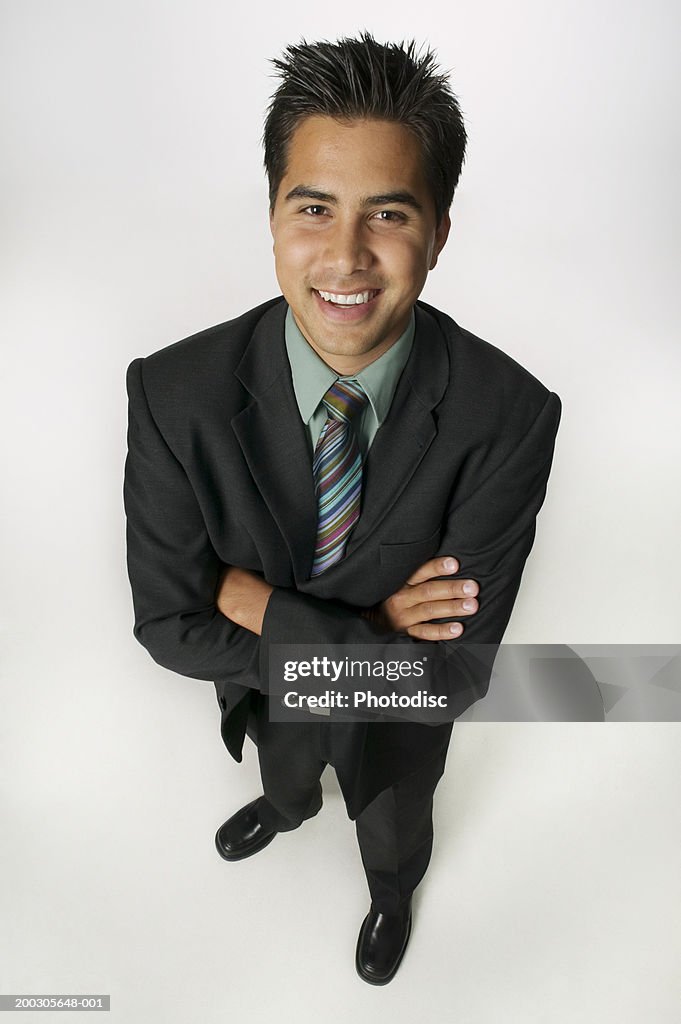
[269,116,450,375]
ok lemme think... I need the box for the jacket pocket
[379,526,442,567]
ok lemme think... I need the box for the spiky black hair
[263,32,467,222]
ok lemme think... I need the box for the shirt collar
[284,306,415,425]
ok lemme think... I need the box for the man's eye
[302,205,328,216]
[374,210,405,222]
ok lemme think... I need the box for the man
[124,34,561,985]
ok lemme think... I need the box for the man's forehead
[280,116,430,193]
[285,113,419,150]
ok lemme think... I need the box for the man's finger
[404,555,459,586]
[397,577,479,613]
[407,620,464,640]
[405,597,478,623]
[414,578,478,602]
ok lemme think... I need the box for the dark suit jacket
[124,296,561,817]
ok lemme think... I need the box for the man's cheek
[275,246,311,284]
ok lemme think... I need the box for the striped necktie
[310,379,369,577]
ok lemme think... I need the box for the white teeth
[317,289,376,305]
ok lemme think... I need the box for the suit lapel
[232,302,318,583]
[343,302,449,557]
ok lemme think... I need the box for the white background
[2,1,680,1021]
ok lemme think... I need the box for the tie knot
[323,379,368,423]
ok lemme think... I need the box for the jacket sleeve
[123,357,262,687]
[259,390,562,716]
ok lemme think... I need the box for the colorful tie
[310,379,368,576]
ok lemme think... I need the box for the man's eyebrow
[362,192,422,211]
[283,186,423,211]
[284,185,336,203]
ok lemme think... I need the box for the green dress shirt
[284,306,415,459]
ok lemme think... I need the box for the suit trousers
[245,694,450,914]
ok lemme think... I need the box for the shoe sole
[355,913,413,986]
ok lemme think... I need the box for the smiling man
[124,34,561,985]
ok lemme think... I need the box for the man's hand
[216,555,479,642]
[216,566,274,636]
[362,556,479,640]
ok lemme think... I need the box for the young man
[124,34,561,985]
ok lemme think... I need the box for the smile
[315,289,381,306]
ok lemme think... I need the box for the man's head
[264,33,467,225]
[263,34,467,374]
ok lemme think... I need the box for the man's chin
[316,340,400,376]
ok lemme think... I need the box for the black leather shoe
[214,798,277,862]
[355,898,413,985]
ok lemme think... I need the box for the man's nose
[322,219,372,275]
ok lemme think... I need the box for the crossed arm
[216,556,480,638]
[125,355,560,693]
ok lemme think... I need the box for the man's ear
[429,211,451,271]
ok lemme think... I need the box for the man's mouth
[314,288,381,307]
